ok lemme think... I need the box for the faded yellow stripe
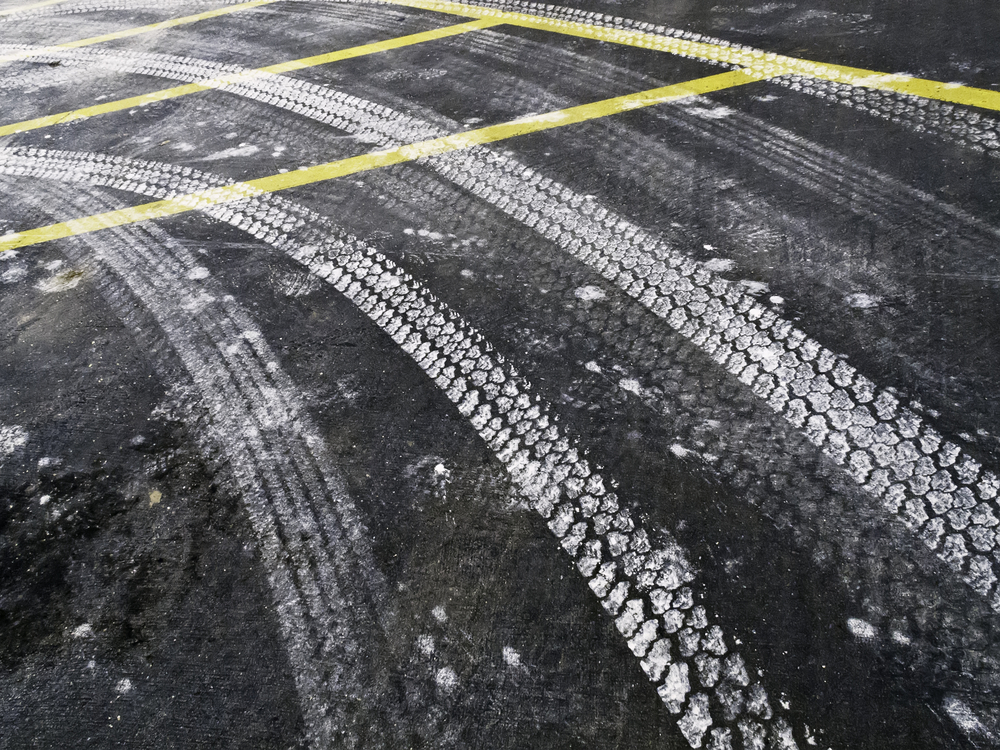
[0,19,499,136]
[0,0,277,64]
[0,0,68,16]
[382,0,1000,112]
[0,69,762,253]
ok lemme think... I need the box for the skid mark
[0,19,499,136]
[1,149,821,749]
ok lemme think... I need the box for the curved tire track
[13,178,405,748]
[0,146,819,749]
[3,1,1000,745]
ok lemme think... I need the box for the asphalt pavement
[0,0,999,748]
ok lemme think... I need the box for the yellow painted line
[0,19,500,136]
[0,0,277,64]
[254,17,500,75]
[0,0,69,16]
[0,69,764,253]
[381,0,1000,112]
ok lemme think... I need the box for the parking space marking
[0,0,68,15]
[0,68,764,253]
[382,0,1000,112]
[0,0,277,64]
[0,19,500,136]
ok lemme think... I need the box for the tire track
[377,0,1000,157]
[405,24,1000,440]
[6,0,997,157]
[5,29,1000,736]
[0,0,432,128]
[72,74,974,735]
[3,7,996,740]
[255,31,1000,620]
[254,114,997,740]
[445,24,1000,251]
[13,178,405,749]
[6,7,1000,626]
[415,23,1000,474]
[0,146,817,749]
[0,0,252,22]
[780,74,1000,159]
[9,13,995,436]
[327,138,1000,682]
[0,0,281,60]
[434,141,1000,609]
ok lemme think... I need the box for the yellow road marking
[0,0,277,65]
[252,17,499,75]
[0,69,764,253]
[0,19,500,136]
[382,0,1000,112]
[0,0,68,15]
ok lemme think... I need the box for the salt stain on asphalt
[435,666,458,693]
[844,292,881,309]
[35,268,84,294]
[846,618,877,641]
[574,285,607,301]
[0,425,28,455]
[502,645,522,668]
[198,143,260,161]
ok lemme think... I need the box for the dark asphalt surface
[0,0,998,748]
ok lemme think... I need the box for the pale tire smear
[19,181,403,749]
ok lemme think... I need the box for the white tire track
[3,20,998,634]
[314,111,1000,743]
[374,0,1000,158]
[3,0,994,157]
[1,5,996,740]
[0,0,274,22]
[0,147,816,749]
[446,141,1000,604]
[14,178,404,749]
